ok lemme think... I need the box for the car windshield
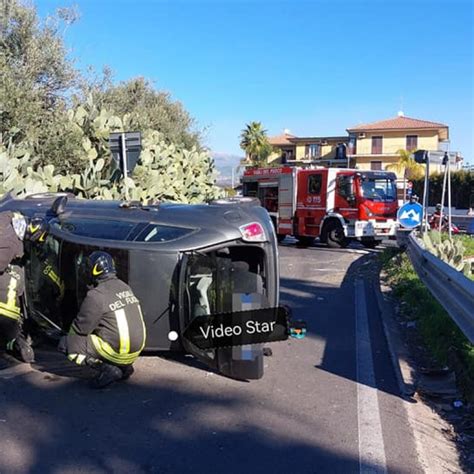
[360,178,397,202]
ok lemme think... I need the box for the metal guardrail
[406,232,474,344]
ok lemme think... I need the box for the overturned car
[0,193,288,379]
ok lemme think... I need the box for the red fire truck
[242,166,398,248]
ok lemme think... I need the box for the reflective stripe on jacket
[0,265,24,321]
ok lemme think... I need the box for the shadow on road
[0,357,398,474]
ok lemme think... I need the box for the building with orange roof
[346,113,451,176]
[265,113,460,177]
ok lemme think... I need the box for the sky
[37,0,473,164]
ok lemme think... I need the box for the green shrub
[383,252,474,396]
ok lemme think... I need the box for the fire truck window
[308,175,322,194]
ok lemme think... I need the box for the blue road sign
[397,202,423,229]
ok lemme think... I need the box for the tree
[386,149,425,200]
[0,1,218,199]
[386,149,424,179]
[80,76,202,150]
[0,0,81,170]
[239,121,273,167]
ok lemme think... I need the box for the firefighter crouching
[59,251,146,388]
[0,211,34,366]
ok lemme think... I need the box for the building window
[348,134,357,155]
[281,149,293,163]
[406,135,418,151]
[335,144,347,160]
[306,144,321,159]
[308,174,322,194]
[370,161,382,171]
[371,136,383,154]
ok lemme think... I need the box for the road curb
[374,269,417,397]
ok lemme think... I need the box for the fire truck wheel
[323,221,348,249]
[277,234,286,243]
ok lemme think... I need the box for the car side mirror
[51,196,67,216]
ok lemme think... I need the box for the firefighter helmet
[25,218,48,243]
[88,251,116,281]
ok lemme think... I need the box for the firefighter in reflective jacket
[0,211,34,366]
[61,251,146,388]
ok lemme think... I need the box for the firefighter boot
[120,365,134,381]
[6,336,35,363]
[91,363,123,389]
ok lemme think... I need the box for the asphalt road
[0,241,422,474]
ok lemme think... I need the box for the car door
[25,233,64,335]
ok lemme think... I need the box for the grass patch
[457,234,474,258]
[438,232,474,257]
[382,251,474,396]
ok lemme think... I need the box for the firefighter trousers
[65,334,133,368]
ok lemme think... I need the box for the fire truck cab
[242,166,398,248]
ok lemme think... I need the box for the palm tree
[239,121,273,167]
[386,149,425,200]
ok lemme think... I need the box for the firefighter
[429,203,447,231]
[0,211,34,367]
[60,251,146,388]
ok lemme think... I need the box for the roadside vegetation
[382,248,474,397]
[0,0,221,203]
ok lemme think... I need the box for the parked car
[0,193,283,379]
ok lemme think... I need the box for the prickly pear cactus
[1,99,222,204]
[422,231,471,276]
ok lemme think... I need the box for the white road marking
[355,279,387,474]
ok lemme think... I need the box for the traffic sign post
[109,132,142,201]
[397,201,424,230]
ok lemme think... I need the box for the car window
[135,224,195,242]
[58,218,137,241]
